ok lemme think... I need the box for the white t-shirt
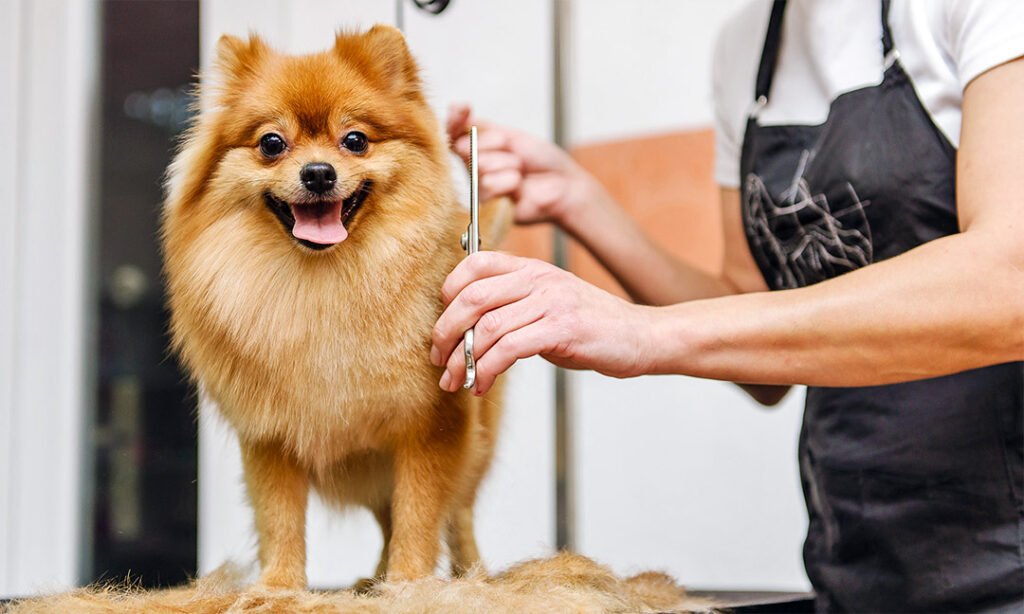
[713,0,1024,188]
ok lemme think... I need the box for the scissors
[459,126,480,389]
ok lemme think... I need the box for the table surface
[689,590,816,613]
[3,590,817,612]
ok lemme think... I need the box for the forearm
[648,231,1024,386]
[562,182,791,405]
[560,182,735,305]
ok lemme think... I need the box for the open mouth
[263,180,373,250]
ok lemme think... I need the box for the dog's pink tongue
[291,201,348,245]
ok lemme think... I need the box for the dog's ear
[213,33,268,80]
[338,25,422,98]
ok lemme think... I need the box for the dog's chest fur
[168,210,455,467]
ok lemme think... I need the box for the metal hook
[412,0,451,14]
[397,0,452,32]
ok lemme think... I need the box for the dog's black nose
[300,162,337,195]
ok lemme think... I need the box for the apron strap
[881,0,894,57]
[752,0,898,113]
[754,0,787,104]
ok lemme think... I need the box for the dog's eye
[259,133,287,158]
[341,131,369,154]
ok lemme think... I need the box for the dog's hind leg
[446,393,501,577]
[241,439,309,590]
[352,505,392,593]
[373,505,393,579]
[446,505,480,576]
[387,398,470,581]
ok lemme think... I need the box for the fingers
[476,151,524,199]
[440,251,527,307]
[452,129,513,161]
[447,102,495,137]
[448,113,530,203]
[445,148,522,200]
[437,338,464,392]
[471,296,544,359]
[478,151,521,174]
[440,295,544,391]
[446,103,471,143]
[448,102,511,165]
[474,324,553,394]
[434,271,532,362]
[481,169,523,200]
[432,254,562,394]
[443,323,555,395]
[433,253,532,365]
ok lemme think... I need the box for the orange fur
[161,26,504,587]
[4,553,712,613]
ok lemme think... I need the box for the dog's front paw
[254,569,307,592]
[351,576,383,595]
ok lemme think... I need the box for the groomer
[432,1,1024,611]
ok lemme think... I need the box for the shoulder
[712,1,773,187]
[712,3,772,131]
[895,0,1024,89]
[713,0,772,85]
[712,1,772,187]
[886,0,1024,145]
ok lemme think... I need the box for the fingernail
[429,346,440,366]
[439,370,451,391]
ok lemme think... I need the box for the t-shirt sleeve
[712,25,743,189]
[712,1,769,189]
[945,0,1024,89]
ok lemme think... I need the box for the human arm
[448,104,741,306]
[448,106,790,404]
[433,58,1024,394]
[644,57,1024,385]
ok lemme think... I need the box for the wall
[566,0,811,590]
[0,0,100,596]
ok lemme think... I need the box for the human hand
[430,251,654,394]
[447,103,607,230]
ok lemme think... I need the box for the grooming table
[2,591,817,612]
[690,590,815,613]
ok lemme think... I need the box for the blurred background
[0,0,810,597]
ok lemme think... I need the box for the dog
[161,26,506,589]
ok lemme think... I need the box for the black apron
[739,1,1024,611]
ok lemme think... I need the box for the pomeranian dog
[162,26,506,589]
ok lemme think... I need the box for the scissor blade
[463,126,479,389]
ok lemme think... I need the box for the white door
[0,0,100,597]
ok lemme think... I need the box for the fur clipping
[3,553,717,614]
